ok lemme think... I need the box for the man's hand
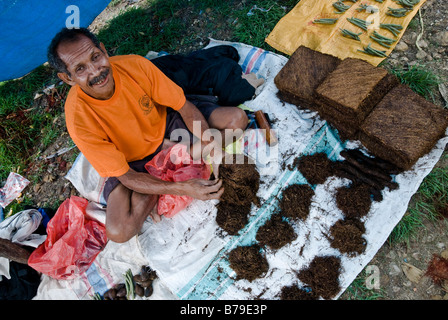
[211,161,220,180]
[180,178,224,201]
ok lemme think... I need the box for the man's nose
[87,62,101,75]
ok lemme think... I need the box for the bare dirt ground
[23,0,448,299]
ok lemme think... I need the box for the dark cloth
[102,150,160,203]
[151,45,255,106]
[0,261,41,300]
[186,94,221,121]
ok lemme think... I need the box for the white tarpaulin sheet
[33,39,448,300]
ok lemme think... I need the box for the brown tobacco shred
[298,255,341,300]
[256,214,297,250]
[228,244,269,282]
[279,183,315,221]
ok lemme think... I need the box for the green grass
[233,0,298,50]
[96,0,298,56]
[341,268,386,300]
[389,64,442,101]
[0,66,53,116]
[0,65,64,181]
[389,163,448,244]
[97,6,182,56]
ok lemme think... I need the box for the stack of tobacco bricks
[275,45,448,171]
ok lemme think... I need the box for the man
[48,27,249,243]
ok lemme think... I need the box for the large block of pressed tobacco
[359,84,448,170]
[275,46,341,109]
[315,58,399,125]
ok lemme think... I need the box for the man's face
[57,35,114,100]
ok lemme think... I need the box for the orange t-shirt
[65,54,186,177]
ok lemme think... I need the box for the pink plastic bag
[28,196,107,280]
[145,144,211,218]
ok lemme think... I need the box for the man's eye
[76,66,84,73]
[93,54,100,61]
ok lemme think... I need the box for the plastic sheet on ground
[34,39,448,300]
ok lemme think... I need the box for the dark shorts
[102,95,221,203]
[186,94,221,121]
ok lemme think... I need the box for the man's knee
[209,107,248,131]
[105,185,143,243]
[105,205,136,243]
[106,187,159,243]
[231,108,249,130]
[105,220,134,243]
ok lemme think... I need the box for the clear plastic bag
[0,172,30,208]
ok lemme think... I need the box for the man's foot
[161,138,177,150]
[242,72,264,89]
[148,202,161,223]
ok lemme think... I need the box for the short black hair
[47,27,102,75]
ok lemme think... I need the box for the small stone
[433,52,442,60]
[441,250,448,259]
[403,31,417,44]
[435,31,448,46]
[417,39,429,48]
[387,251,397,260]
[394,41,409,52]
[424,234,435,243]
[416,50,427,59]
[389,263,401,277]
[388,59,399,66]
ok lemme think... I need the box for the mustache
[89,68,110,86]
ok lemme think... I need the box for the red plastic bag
[28,196,107,280]
[145,144,211,218]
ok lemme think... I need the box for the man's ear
[57,72,76,86]
[100,42,109,57]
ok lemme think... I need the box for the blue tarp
[0,0,110,81]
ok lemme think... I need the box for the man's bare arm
[177,99,223,175]
[117,168,223,200]
[177,99,210,141]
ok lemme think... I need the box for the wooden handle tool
[254,110,278,146]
